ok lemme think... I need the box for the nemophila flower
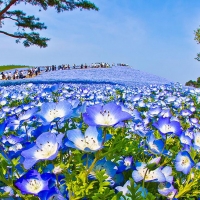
[111,173,124,187]
[131,109,142,121]
[116,156,134,173]
[193,132,200,150]
[31,124,52,138]
[71,101,87,118]
[180,109,192,117]
[1,134,23,145]
[132,157,165,183]
[185,128,194,140]
[8,143,23,157]
[18,107,39,122]
[6,116,20,131]
[83,102,132,126]
[38,186,67,200]
[195,162,200,170]
[65,126,110,152]
[132,94,142,102]
[130,120,150,137]
[148,106,161,117]
[37,100,73,123]
[85,156,117,184]
[165,96,177,103]
[159,109,172,118]
[153,117,182,137]
[161,166,173,183]
[0,98,7,106]
[189,117,199,124]
[0,121,6,136]
[189,106,196,112]
[146,132,165,154]
[15,170,52,196]
[166,189,177,199]
[21,132,64,169]
[180,133,192,150]
[91,157,117,179]
[175,151,195,174]
[0,186,14,197]
[158,182,175,197]
[43,84,60,93]
[115,180,131,196]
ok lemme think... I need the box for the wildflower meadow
[0,68,200,199]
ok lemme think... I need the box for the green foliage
[175,169,200,198]
[195,27,200,61]
[185,77,200,88]
[126,179,154,200]
[0,192,11,199]
[92,170,115,200]
[16,32,50,48]
[0,65,31,72]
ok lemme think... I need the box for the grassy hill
[0,65,32,72]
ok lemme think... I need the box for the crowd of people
[0,62,119,81]
[0,67,41,80]
[44,62,111,72]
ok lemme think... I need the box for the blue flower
[180,132,192,150]
[38,186,67,200]
[153,117,182,137]
[0,121,6,136]
[115,180,131,196]
[84,156,117,184]
[83,102,132,126]
[180,109,192,117]
[116,156,134,173]
[146,132,165,154]
[18,107,39,122]
[1,134,23,146]
[92,157,117,178]
[21,132,64,169]
[148,106,161,117]
[161,166,173,183]
[37,100,73,123]
[65,126,110,152]
[158,182,175,197]
[15,170,52,195]
[193,132,200,150]
[175,151,195,174]
[132,157,165,183]
[159,109,172,118]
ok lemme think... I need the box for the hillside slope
[0,66,174,86]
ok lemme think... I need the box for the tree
[0,0,98,47]
[194,28,200,61]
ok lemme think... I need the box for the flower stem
[102,127,107,145]
[56,121,60,134]
[142,168,149,189]
[86,150,100,176]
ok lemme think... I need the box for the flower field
[0,66,172,87]
[0,67,200,199]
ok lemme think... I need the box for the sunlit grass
[0,65,32,72]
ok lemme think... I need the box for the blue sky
[1,0,200,84]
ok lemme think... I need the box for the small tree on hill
[0,0,98,47]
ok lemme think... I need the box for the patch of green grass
[0,65,32,72]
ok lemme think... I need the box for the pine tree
[0,0,98,47]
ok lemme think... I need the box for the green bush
[185,78,200,88]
